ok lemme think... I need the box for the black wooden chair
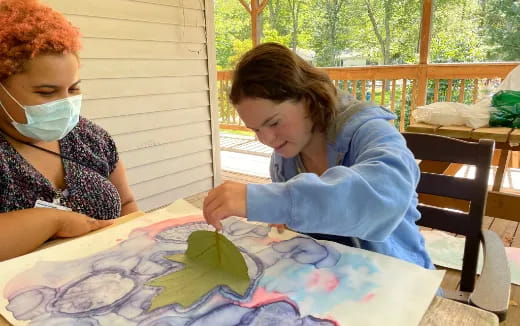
[402,132,510,321]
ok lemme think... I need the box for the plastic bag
[412,102,468,126]
[489,90,520,128]
[413,101,492,128]
[496,65,520,92]
[460,98,491,128]
[491,90,520,107]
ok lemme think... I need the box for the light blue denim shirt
[247,94,434,269]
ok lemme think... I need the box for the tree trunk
[383,0,392,65]
[256,8,263,44]
[365,0,392,65]
[289,0,301,52]
[268,0,281,31]
[327,0,346,66]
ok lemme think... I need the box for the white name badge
[34,199,72,211]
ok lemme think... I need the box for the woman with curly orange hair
[0,0,138,260]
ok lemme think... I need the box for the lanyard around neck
[0,130,93,171]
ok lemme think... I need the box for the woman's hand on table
[54,212,113,238]
[0,209,114,261]
[203,181,247,231]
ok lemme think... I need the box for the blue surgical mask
[0,83,81,141]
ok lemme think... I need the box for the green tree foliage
[481,0,520,61]
[267,0,291,36]
[214,0,250,69]
[311,0,350,66]
[346,0,421,65]
[214,0,518,68]
[430,0,486,63]
[265,0,314,51]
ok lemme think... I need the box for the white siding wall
[43,0,221,211]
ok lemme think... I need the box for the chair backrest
[402,132,495,292]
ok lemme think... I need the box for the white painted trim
[204,0,222,187]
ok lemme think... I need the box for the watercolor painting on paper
[0,200,444,326]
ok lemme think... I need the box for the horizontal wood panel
[130,0,182,7]
[120,136,212,169]
[217,71,234,80]
[184,6,205,26]
[69,15,206,43]
[324,65,421,80]
[94,107,209,135]
[81,76,208,99]
[137,178,212,212]
[403,132,487,165]
[113,122,211,152]
[45,0,204,26]
[436,126,473,139]
[407,124,514,143]
[418,193,469,212]
[471,127,511,143]
[426,63,518,79]
[406,123,439,134]
[130,0,204,10]
[485,191,520,222]
[417,173,477,201]
[133,163,213,199]
[184,0,204,9]
[219,63,520,81]
[417,205,470,235]
[127,151,212,185]
[80,59,208,79]
[82,92,210,119]
[81,38,207,60]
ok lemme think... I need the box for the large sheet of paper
[0,200,444,325]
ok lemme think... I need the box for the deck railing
[218,63,519,132]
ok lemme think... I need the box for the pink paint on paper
[131,216,203,237]
[4,261,84,298]
[321,316,341,326]
[239,287,291,308]
[241,287,341,326]
[307,270,339,292]
[361,293,376,303]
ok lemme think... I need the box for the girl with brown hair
[204,42,433,269]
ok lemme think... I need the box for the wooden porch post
[417,0,434,108]
[239,0,268,47]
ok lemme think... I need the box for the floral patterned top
[0,117,121,219]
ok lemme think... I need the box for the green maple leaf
[146,230,250,311]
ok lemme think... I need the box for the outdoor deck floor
[185,133,520,325]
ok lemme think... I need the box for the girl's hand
[269,224,286,233]
[203,181,247,231]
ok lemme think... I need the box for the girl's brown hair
[229,42,337,132]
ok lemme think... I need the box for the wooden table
[407,123,520,223]
[0,207,499,326]
[421,297,498,325]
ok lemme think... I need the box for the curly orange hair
[0,0,81,81]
